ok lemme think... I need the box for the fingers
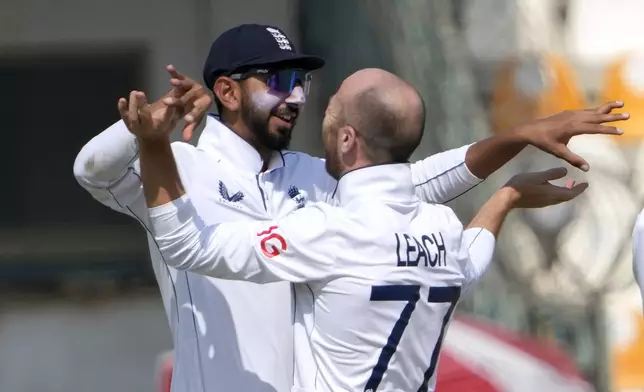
[134,91,150,118]
[546,144,590,171]
[532,167,569,182]
[562,146,589,171]
[164,86,212,123]
[166,64,186,81]
[165,65,195,102]
[128,91,140,125]
[166,84,200,107]
[180,96,212,141]
[182,122,197,142]
[569,181,589,198]
[118,97,130,126]
[545,181,589,203]
[184,95,212,123]
[167,65,195,96]
[596,112,630,123]
[570,123,624,137]
[594,100,624,114]
[170,78,196,91]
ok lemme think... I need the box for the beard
[240,87,293,151]
[324,155,342,180]
[323,125,343,180]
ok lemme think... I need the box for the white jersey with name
[149,164,495,392]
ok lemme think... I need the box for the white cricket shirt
[73,115,482,392]
[149,164,495,392]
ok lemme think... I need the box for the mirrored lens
[266,70,312,96]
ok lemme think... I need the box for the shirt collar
[333,163,417,206]
[197,114,285,173]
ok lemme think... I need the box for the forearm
[466,188,514,237]
[150,196,229,275]
[139,138,186,208]
[463,227,496,283]
[150,195,283,283]
[411,144,482,204]
[461,191,512,285]
[465,131,527,179]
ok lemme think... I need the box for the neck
[221,115,272,170]
[333,163,415,205]
[338,157,389,178]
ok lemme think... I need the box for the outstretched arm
[462,168,588,284]
[149,196,334,283]
[411,102,627,204]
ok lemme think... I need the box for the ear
[338,125,358,154]
[213,77,241,112]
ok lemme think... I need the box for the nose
[284,85,306,107]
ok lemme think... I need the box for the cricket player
[134,67,589,391]
[74,24,626,392]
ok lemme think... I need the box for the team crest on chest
[288,185,306,207]
[218,181,245,207]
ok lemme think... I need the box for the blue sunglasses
[230,69,312,96]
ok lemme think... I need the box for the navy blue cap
[202,24,325,89]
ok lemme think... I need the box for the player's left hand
[160,65,212,142]
[515,101,629,171]
[501,167,588,209]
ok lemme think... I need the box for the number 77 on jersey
[365,285,461,392]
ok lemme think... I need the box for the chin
[265,132,291,151]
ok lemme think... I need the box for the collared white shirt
[149,164,495,392]
[73,114,482,392]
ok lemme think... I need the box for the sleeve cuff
[463,227,496,282]
[459,143,484,183]
[148,194,195,237]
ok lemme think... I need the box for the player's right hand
[500,167,588,209]
[118,90,179,142]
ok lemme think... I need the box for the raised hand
[118,90,178,142]
[161,65,213,142]
[501,167,588,209]
[515,101,629,171]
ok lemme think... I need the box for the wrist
[495,186,520,210]
[510,123,532,145]
[138,136,172,152]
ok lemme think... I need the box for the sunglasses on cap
[229,69,312,96]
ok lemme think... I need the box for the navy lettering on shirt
[395,232,446,267]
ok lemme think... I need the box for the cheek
[324,135,340,163]
[321,128,332,151]
[251,91,282,113]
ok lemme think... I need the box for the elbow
[156,230,212,273]
[157,238,196,271]
[73,140,109,188]
[152,205,226,277]
[73,148,93,186]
